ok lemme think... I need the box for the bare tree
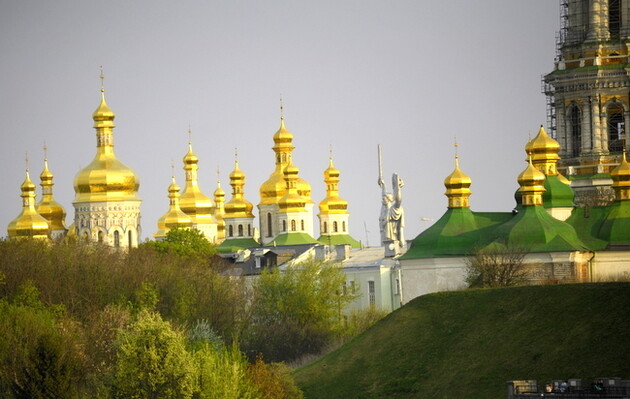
[465,245,528,288]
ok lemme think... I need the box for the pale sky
[0,1,559,246]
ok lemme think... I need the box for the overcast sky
[1,1,559,246]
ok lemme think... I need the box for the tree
[144,227,216,258]
[465,245,528,288]
[111,311,195,399]
[245,258,357,362]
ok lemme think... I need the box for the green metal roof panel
[597,201,630,245]
[317,234,361,248]
[487,205,590,252]
[566,206,609,251]
[216,237,260,253]
[543,175,575,208]
[270,232,319,246]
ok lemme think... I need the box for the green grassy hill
[294,283,630,399]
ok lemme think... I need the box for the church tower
[154,174,192,239]
[258,112,314,244]
[179,138,219,243]
[223,157,256,241]
[8,168,50,240]
[317,155,361,247]
[73,74,141,248]
[213,173,226,242]
[37,150,68,239]
[544,0,630,204]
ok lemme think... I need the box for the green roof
[400,208,511,260]
[566,206,610,251]
[543,175,575,208]
[216,237,260,254]
[317,234,361,248]
[269,232,319,246]
[596,201,630,246]
[486,205,589,252]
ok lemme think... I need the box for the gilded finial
[454,137,460,168]
[99,66,105,93]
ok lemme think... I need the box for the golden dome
[179,142,216,224]
[319,157,348,214]
[260,117,312,205]
[8,171,50,240]
[225,160,254,218]
[611,152,630,201]
[528,126,562,177]
[279,161,307,212]
[37,159,67,232]
[444,155,472,208]
[74,88,140,203]
[154,176,193,238]
[518,156,546,206]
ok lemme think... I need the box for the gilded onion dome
[260,117,312,205]
[611,152,630,201]
[214,178,226,240]
[225,159,254,218]
[278,161,306,212]
[319,157,348,214]
[444,154,472,209]
[8,170,50,239]
[179,142,215,220]
[74,88,140,203]
[37,157,67,231]
[154,176,192,238]
[526,126,569,184]
[518,156,547,206]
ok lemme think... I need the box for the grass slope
[294,283,630,399]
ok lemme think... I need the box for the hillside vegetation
[294,283,630,399]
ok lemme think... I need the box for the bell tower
[544,0,630,204]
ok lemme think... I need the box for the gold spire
[611,152,630,201]
[260,108,312,205]
[154,174,193,239]
[319,155,348,214]
[214,168,226,240]
[179,136,216,226]
[74,73,140,203]
[37,145,67,233]
[518,154,547,206]
[8,169,50,240]
[444,141,472,209]
[225,153,254,219]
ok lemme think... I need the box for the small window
[282,220,287,232]
[98,230,104,243]
[114,230,120,247]
[342,221,346,232]
[323,221,328,233]
[333,221,338,233]
[128,231,133,247]
[238,224,244,237]
[267,213,273,237]
[228,225,234,237]
[300,220,304,231]
[368,281,376,307]
[248,224,252,236]
[291,220,296,231]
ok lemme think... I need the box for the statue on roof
[378,145,405,255]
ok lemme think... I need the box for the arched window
[569,105,582,157]
[607,102,625,152]
[291,220,296,231]
[282,220,287,232]
[342,221,346,232]
[333,221,338,233]
[83,232,89,242]
[323,221,328,233]
[238,224,244,237]
[228,225,233,237]
[300,220,304,231]
[114,231,120,248]
[98,230,104,243]
[267,213,273,237]
[128,231,133,248]
[248,224,252,236]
